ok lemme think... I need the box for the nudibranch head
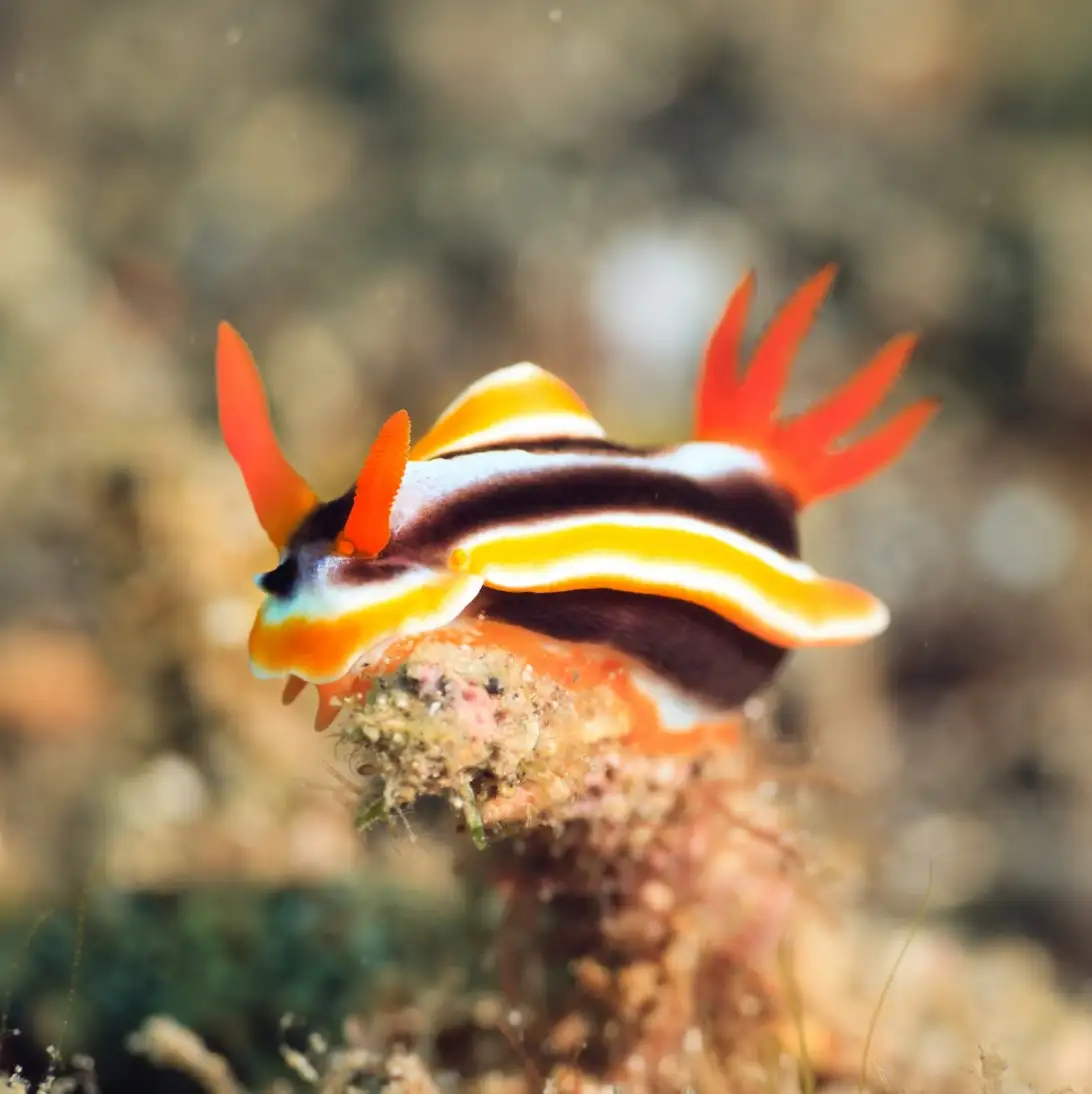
[216,323,479,686]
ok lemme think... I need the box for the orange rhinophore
[216,322,318,550]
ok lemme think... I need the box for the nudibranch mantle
[216,265,937,745]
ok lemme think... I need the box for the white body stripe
[455,509,814,580]
[625,667,725,733]
[259,562,432,623]
[428,411,606,456]
[414,362,610,457]
[451,511,889,644]
[655,441,768,481]
[251,564,485,682]
[259,562,484,626]
[478,552,884,642]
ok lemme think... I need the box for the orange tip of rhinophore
[694,270,756,442]
[216,321,318,550]
[731,263,838,428]
[335,409,412,558]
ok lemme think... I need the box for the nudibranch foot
[283,614,748,760]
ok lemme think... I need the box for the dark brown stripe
[288,493,354,552]
[472,586,789,711]
[288,437,651,550]
[394,462,799,560]
[333,555,418,587]
[286,445,800,609]
[260,540,418,599]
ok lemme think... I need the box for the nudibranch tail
[694,266,939,507]
[335,408,412,557]
[216,322,318,549]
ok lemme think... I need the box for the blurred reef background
[3,0,1092,1090]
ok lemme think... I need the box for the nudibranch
[217,266,937,751]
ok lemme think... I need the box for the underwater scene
[2,2,1092,1091]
